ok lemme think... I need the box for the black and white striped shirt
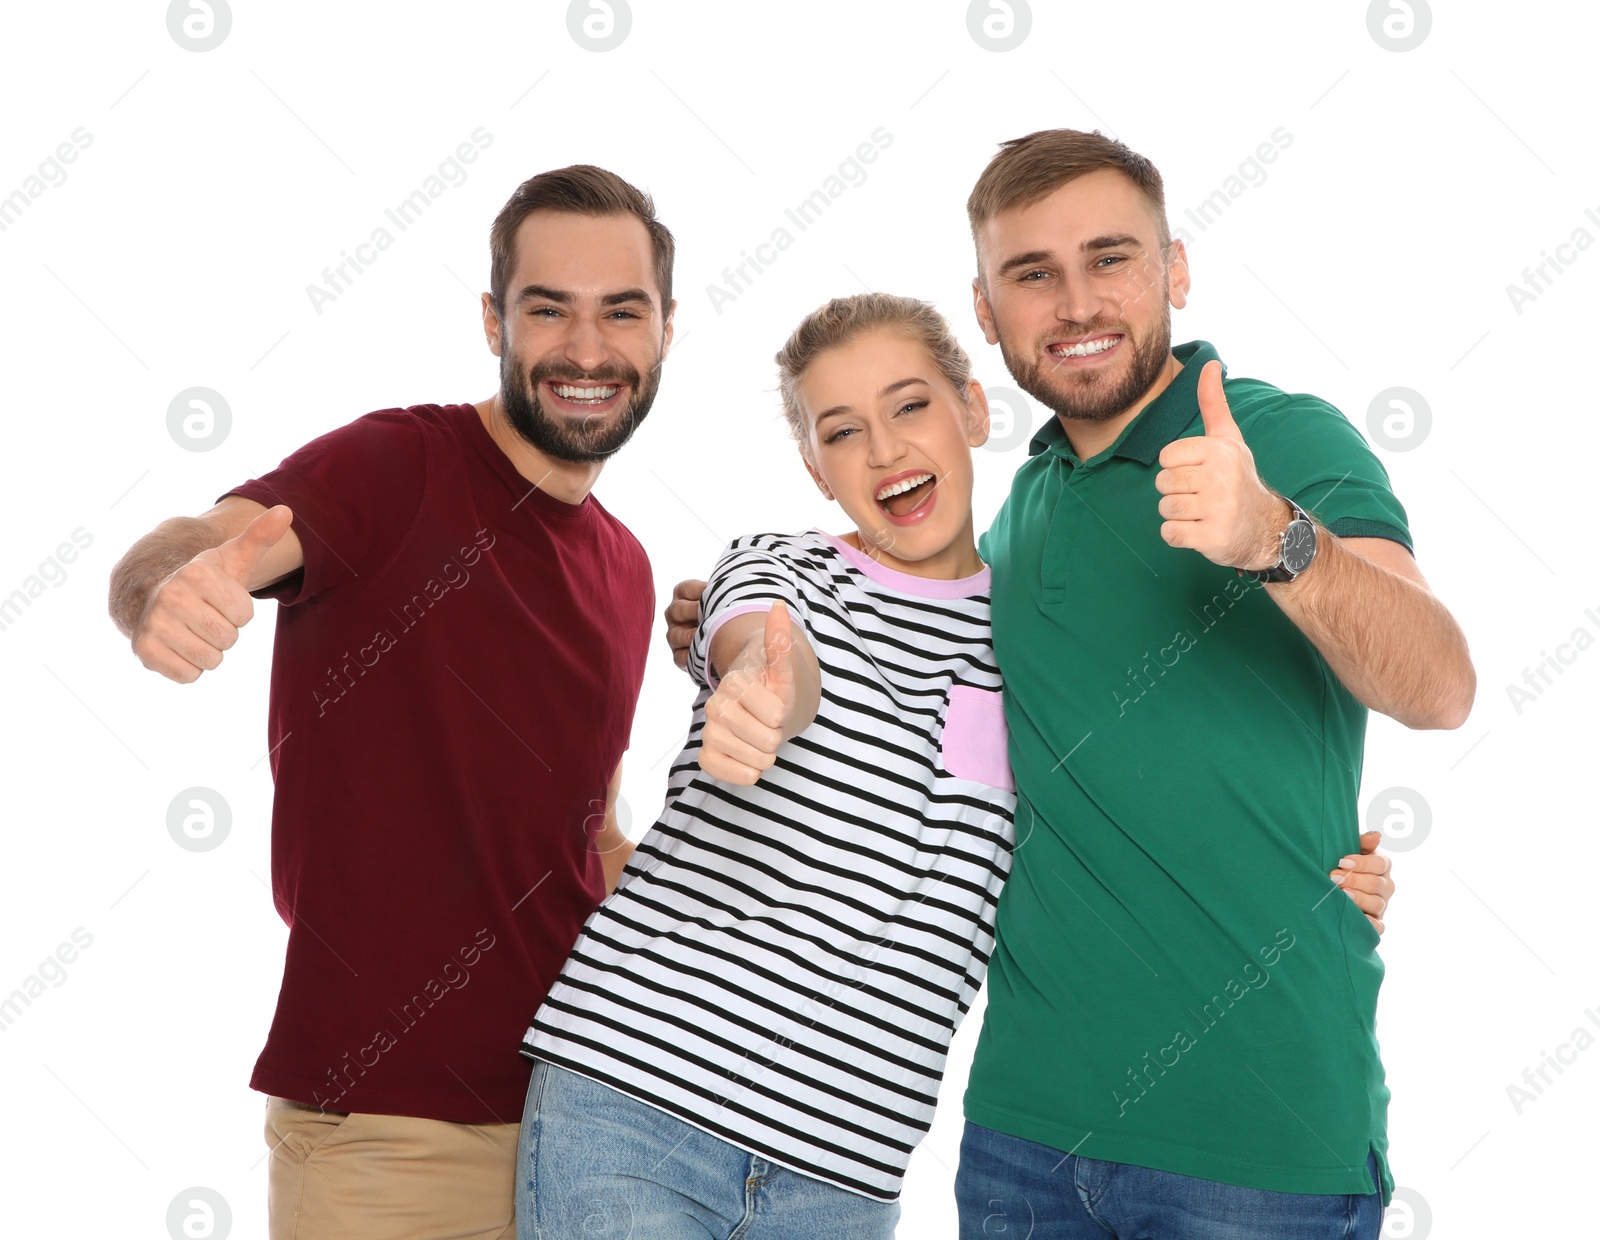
[522,529,1016,1201]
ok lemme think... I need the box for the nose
[1054,269,1113,331]
[561,312,609,375]
[866,422,908,471]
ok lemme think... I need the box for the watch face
[1283,519,1317,574]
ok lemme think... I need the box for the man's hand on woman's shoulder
[664,578,707,670]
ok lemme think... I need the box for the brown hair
[488,165,675,315]
[966,128,1170,258]
[775,293,973,452]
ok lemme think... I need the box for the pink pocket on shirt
[941,685,1014,791]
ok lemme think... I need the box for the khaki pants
[264,1096,518,1240]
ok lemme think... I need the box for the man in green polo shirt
[954,129,1475,1238]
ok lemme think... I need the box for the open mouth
[544,380,624,412]
[1048,333,1123,366]
[874,470,938,524]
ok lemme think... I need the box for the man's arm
[1156,362,1475,730]
[1266,531,1473,729]
[677,577,1397,926]
[591,761,634,893]
[109,496,303,683]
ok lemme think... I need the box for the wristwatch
[1239,500,1317,584]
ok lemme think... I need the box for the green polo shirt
[967,340,1407,1202]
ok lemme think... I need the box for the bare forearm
[108,517,222,637]
[1269,532,1475,729]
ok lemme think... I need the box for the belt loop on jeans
[745,1156,776,1188]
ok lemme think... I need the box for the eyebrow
[515,284,571,305]
[996,250,1054,278]
[996,234,1144,277]
[1081,233,1142,252]
[815,377,928,423]
[513,284,655,309]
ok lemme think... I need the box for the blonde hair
[775,293,974,451]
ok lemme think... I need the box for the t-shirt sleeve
[223,409,427,605]
[686,538,814,691]
[1244,394,1413,552]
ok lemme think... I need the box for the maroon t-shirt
[228,402,652,1123]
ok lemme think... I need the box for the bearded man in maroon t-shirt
[108,166,673,1240]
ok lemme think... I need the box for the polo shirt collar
[1026,340,1222,465]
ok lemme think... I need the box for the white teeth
[1051,336,1119,358]
[875,473,934,502]
[553,383,619,402]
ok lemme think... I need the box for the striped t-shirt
[522,529,1017,1201]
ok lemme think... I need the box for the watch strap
[1238,500,1314,584]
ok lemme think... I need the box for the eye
[1095,254,1127,268]
[896,399,929,417]
[824,427,856,444]
[528,306,560,318]
[1019,269,1052,282]
[607,309,641,320]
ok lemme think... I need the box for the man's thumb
[763,602,795,696]
[219,505,294,581]
[1197,360,1241,440]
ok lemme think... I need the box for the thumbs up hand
[1194,359,1244,442]
[755,601,799,718]
[213,504,296,584]
[699,602,802,786]
[1154,361,1293,571]
[132,505,296,683]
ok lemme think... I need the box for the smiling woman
[518,293,1016,1237]
[776,293,989,581]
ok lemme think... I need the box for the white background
[0,1,1593,1235]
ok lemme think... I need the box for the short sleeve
[224,409,427,605]
[1241,393,1412,552]
[686,538,813,691]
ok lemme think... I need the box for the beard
[1000,297,1172,426]
[498,333,665,463]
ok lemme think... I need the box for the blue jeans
[517,1060,901,1239]
[955,1122,1383,1239]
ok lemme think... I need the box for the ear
[481,292,504,357]
[800,448,835,501]
[1165,239,1191,311]
[963,379,992,450]
[661,297,678,353]
[972,276,1000,346]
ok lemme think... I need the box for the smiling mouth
[1049,334,1123,362]
[546,381,622,407]
[875,471,937,518]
